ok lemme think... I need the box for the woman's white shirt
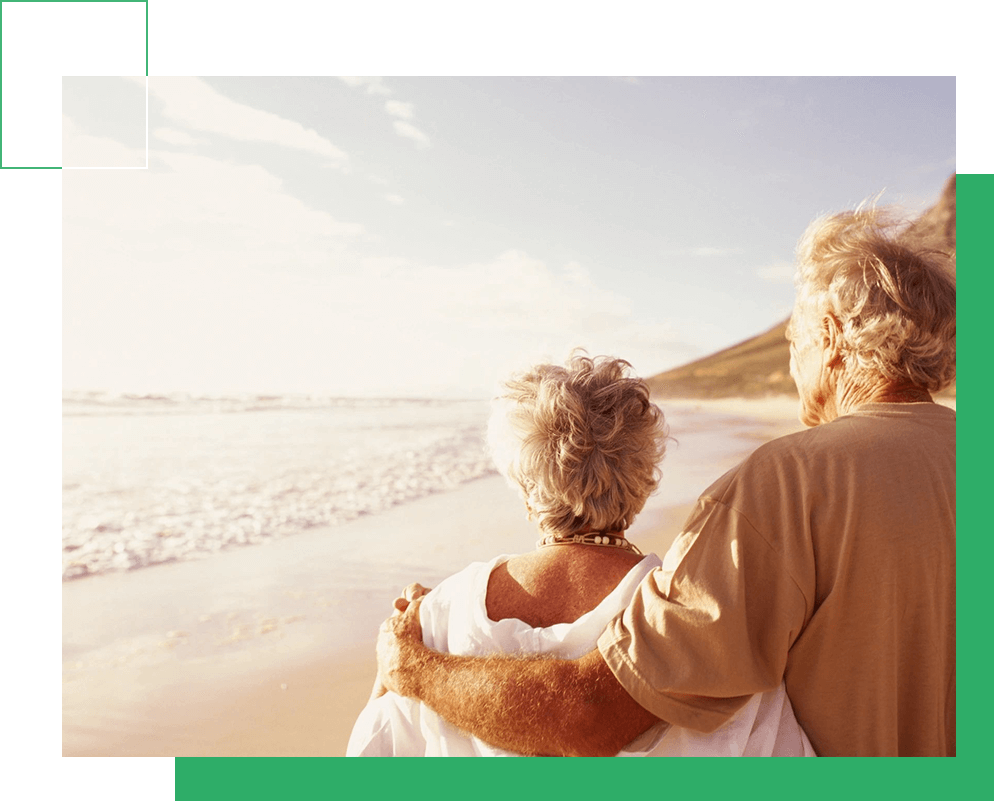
[347,553,816,757]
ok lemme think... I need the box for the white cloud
[63,152,372,395]
[691,247,738,257]
[146,77,349,167]
[331,250,689,393]
[563,260,594,288]
[62,114,145,169]
[757,260,796,284]
[64,152,364,276]
[152,127,197,146]
[393,120,431,148]
[63,150,688,397]
[358,256,411,274]
[384,193,404,205]
[666,246,744,257]
[338,76,391,96]
[339,78,431,149]
[384,100,415,120]
[912,156,956,176]
[450,251,627,340]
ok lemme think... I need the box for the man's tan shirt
[599,403,956,756]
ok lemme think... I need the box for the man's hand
[393,582,430,614]
[372,583,431,700]
[367,581,662,756]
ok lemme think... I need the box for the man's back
[751,402,955,755]
[598,402,955,756]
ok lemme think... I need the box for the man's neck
[837,377,933,416]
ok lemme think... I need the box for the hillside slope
[645,319,795,398]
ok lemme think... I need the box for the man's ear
[821,313,844,368]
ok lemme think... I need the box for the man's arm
[376,596,661,757]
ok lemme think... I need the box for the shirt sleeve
[597,496,809,733]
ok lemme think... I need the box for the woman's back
[347,550,815,756]
[486,547,644,628]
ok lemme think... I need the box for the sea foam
[62,394,495,580]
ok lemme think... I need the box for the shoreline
[63,397,818,756]
[64,473,538,757]
[63,474,697,757]
[658,394,955,418]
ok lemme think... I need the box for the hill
[645,319,796,398]
[646,175,956,400]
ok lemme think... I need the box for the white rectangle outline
[62,76,148,170]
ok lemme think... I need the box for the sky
[61,76,954,398]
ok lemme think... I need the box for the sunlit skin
[375,300,937,756]
[786,302,932,427]
[786,303,842,427]
[375,586,662,757]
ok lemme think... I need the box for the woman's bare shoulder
[486,548,643,627]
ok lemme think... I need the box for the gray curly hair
[792,205,956,393]
[487,350,669,538]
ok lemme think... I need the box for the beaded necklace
[536,531,642,555]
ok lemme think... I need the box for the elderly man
[375,206,956,757]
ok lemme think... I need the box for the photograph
[60,75,956,759]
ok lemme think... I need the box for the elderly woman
[374,205,956,757]
[348,352,814,756]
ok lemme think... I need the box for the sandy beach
[64,474,539,756]
[63,396,809,756]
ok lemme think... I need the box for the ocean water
[62,392,798,584]
[62,393,495,581]
[62,393,802,743]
